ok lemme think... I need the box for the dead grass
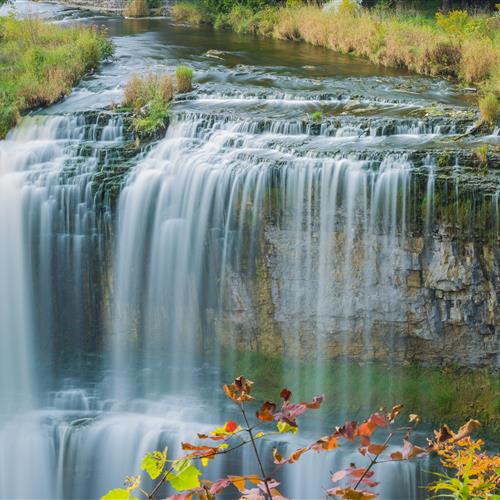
[123,73,173,111]
[124,0,149,18]
[479,93,499,126]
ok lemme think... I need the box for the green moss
[221,348,499,438]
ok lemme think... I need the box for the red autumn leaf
[224,420,238,433]
[357,421,376,438]
[256,401,276,422]
[280,388,292,401]
[360,478,379,488]
[370,413,387,428]
[181,443,215,452]
[335,421,358,442]
[348,467,374,479]
[209,478,232,495]
[390,451,403,461]
[331,470,348,483]
[305,394,324,409]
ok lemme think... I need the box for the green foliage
[168,460,201,491]
[141,448,168,480]
[101,489,138,500]
[0,16,112,138]
[175,65,193,93]
[310,111,322,122]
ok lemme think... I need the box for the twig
[148,465,174,500]
[353,432,394,491]
[240,403,274,499]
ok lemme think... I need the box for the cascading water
[0,2,498,499]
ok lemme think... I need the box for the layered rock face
[58,0,126,12]
[217,224,499,369]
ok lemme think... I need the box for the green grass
[123,72,174,138]
[175,65,194,93]
[221,349,500,438]
[0,15,113,139]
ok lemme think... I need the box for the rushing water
[0,1,499,499]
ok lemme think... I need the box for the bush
[479,93,499,126]
[176,65,193,93]
[124,0,149,17]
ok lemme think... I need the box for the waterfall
[0,3,498,496]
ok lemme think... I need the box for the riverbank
[172,1,499,120]
[0,16,112,138]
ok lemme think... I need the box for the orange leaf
[228,475,246,492]
[367,444,387,455]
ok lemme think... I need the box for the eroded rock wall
[217,228,499,369]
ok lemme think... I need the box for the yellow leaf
[201,457,209,467]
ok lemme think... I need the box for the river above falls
[0,1,499,499]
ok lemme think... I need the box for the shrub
[176,65,193,93]
[171,1,208,24]
[124,0,149,17]
[479,93,499,126]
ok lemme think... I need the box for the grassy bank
[172,1,499,119]
[221,349,499,438]
[0,16,113,138]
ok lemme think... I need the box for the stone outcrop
[57,0,127,12]
[216,227,499,369]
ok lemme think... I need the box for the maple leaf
[223,376,255,403]
[335,421,358,442]
[256,401,277,422]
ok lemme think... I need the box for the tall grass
[123,73,174,136]
[176,65,194,92]
[173,2,500,118]
[124,0,149,17]
[172,1,209,24]
[0,16,113,138]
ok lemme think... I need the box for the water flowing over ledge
[0,2,498,498]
